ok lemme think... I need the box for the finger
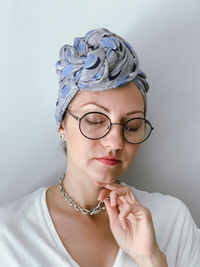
[108,186,128,198]
[128,204,152,222]
[94,180,122,187]
[109,191,125,208]
[94,181,109,187]
[118,203,132,229]
[104,198,119,225]
[119,192,136,206]
[106,187,134,207]
[118,201,126,212]
[108,185,141,206]
[126,212,136,225]
[133,206,152,221]
[118,195,128,205]
[97,188,110,201]
[110,191,132,207]
[109,190,119,207]
[127,191,136,204]
[100,184,127,206]
[103,183,123,190]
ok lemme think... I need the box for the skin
[47,82,167,266]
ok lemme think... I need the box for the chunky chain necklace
[58,175,120,216]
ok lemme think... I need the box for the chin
[90,171,119,185]
[84,160,125,184]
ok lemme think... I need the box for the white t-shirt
[0,185,199,267]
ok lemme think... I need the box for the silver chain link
[58,175,121,215]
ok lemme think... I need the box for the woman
[0,28,199,267]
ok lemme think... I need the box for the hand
[98,182,167,266]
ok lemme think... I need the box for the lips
[96,156,121,166]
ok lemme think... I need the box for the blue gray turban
[55,28,149,128]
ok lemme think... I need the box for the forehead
[69,82,145,112]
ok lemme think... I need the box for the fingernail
[110,199,114,207]
[122,223,126,230]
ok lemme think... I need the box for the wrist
[133,248,168,267]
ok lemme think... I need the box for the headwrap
[55,28,149,128]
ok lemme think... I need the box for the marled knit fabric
[55,28,149,128]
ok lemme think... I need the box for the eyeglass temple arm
[65,110,80,121]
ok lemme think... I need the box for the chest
[52,211,119,267]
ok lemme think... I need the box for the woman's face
[59,82,145,185]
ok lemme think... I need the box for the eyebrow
[80,102,144,116]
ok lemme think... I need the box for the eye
[83,113,108,126]
[124,119,144,132]
[85,118,104,125]
[125,126,140,131]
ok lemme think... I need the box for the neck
[62,171,104,210]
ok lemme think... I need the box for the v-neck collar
[41,187,123,267]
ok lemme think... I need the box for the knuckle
[143,207,151,217]
[124,185,130,191]
[109,191,117,198]
[119,208,130,219]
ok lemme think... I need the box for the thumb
[104,198,118,225]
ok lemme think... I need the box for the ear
[58,120,66,140]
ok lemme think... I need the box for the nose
[100,123,124,150]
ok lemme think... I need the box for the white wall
[0,0,199,226]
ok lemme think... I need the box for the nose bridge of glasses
[110,122,124,127]
[107,122,124,139]
[102,121,124,148]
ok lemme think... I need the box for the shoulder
[121,181,195,228]
[0,187,47,226]
[122,181,185,211]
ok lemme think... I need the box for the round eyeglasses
[66,110,154,144]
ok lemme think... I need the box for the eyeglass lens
[79,112,152,144]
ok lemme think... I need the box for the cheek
[125,144,140,164]
[65,127,96,156]
[64,119,81,141]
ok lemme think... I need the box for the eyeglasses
[66,110,154,144]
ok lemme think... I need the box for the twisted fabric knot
[55,28,149,128]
